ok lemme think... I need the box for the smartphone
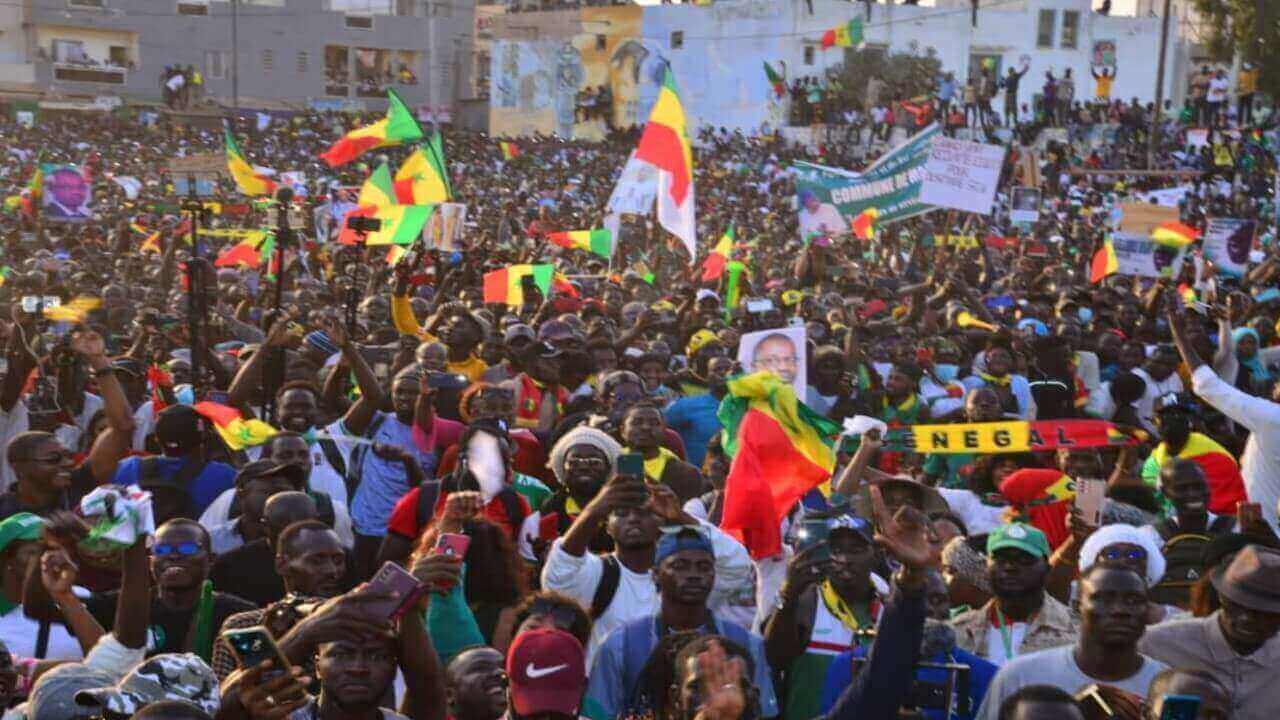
[1237,501,1263,528]
[365,561,427,621]
[222,626,291,672]
[426,372,469,390]
[795,518,833,564]
[617,452,644,478]
[745,299,775,314]
[1158,694,1201,720]
[433,532,472,560]
[1074,479,1106,526]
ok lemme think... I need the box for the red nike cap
[506,628,586,716]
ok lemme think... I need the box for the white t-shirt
[0,607,82,661]
[983,619,1029,667]
[540,540,658,665]
[976,645,1168,720]
[1207,77,1229,103]
[936,488,1007,536]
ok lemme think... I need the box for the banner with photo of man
[1111,233,1188,279]
[737,326,807,400]
[1202,218,1255,278]
[792,124,939,238]
[42,164,93,222]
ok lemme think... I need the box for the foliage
[1190,0,1280,99]
[829,47,944,109]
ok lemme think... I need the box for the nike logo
[526,662,568,679]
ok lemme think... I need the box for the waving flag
[214,230,274,268]
[394,135,450,204]
[548,229,612,259]
[851,208,878,240]
[499,141,521,160]
[224,129,277,197]
[26,157,43,203]
[763,61,786,98]
[320,89,423,167]
[193,401,278,450]
[1151,221,1199,248]
[483,264,554,306]
[635,67,696,263]
[139,230,162,255]
[337,163,399,245]
[701,225,734,281]
[821,18,864,49]
[1090,239,1119,283]
[718,372,841,559]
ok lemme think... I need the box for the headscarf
[1078,523,1166,588]
[1232,327,1272,382]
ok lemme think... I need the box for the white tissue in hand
[467,432,507,502]
[842,415,888,438]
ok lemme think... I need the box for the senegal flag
[338,163,399,245]
[763,61,785,98]
[214,230,274,268]
[547,229,612,259]
[635,67,695,261]
[26,157,43,203]
[718,372,841,559]
[1142,432,1245,515]
[483,264,553,306]
[1151,221,1199,248]
[701,225,734,281]
[320,89,423,167]
[821,18,864,49]
[1090,239,1119,283]
[851,208,878,240]
[394,133,450,204]
[499,141,520,160]
[224,129,277,197]
[193,401,278,450]
[362,205,434,246]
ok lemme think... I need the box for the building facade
[0,0,474,114]
[486,0,1191,139]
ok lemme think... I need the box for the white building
[487,0,1190,138]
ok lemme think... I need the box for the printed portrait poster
[737,326,807,399]
[42,164,93,222]
[1202,218,1255,278]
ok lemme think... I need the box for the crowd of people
[0,54,1276,720]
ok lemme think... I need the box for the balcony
[52,61,127,84]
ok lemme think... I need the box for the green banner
[793,123,939,236]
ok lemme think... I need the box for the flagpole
[180,173,210,398]
[263,186,293,424]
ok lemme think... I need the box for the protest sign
[42,164,93,222]
[604,151,658,217]
[1117,202,1179,236]
[1202,218,1255,278]
[1140,185,1192,207]
[1186,129,1209,149]
[920,137,1005,215]
[1009,187,1041,225]
[167,154,226,177]
[793,123,938,234]
[737,326,806,400]
[424,202,466,251]
[1111,232,1188,278]
[885,419,1133,454]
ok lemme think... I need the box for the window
[1036,9,1055,48]
[261,49,274,71]
[803,45,814,65]
[595,34,606,51]
[177,1,209,15]
[108,45,129,66]
[68,0,105,8]
[52,39,87,63]
[204,50,227,79]
[345,14,373,29]
[670,30,683,50]
[1061,10,1079,49]
[296,51,309,73]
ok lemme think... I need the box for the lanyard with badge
[990,606,1035,661]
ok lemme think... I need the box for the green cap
[0,512,45,554]
[987,522,1050,559]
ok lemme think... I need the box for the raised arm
[332,318,385,437]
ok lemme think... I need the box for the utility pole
[1148,0,1172,169]
[231,0,239,110]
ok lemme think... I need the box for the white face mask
[466,432,506,501]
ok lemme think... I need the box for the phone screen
[617,453,644,477]
[223,627,287,671]
[1158,695,1200,720]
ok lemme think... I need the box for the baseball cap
[506,629,586,717]
[503,323,536,345]
[0,512,45,555]
[695,289,720,304]
[153,405,205,456]
[685,329,720,357]
[234,460,306,489]
[1155,392,1197,414]
[75,653,220,716]
[519,341,562,362]
[987,522,1050,559]
[27,665,117,720]
[655,528,715,565]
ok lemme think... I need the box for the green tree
[832,47,943,110]
[1191,0,1280,98]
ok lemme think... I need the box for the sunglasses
[153,542,204,557]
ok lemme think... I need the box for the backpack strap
[591,554,622,619]
[309,491,336,529]
[344,414,388,504]
[316,437,347,479]
[35,620,51,660]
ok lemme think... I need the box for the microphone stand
[181,173,212,399]
[262,187,294,424]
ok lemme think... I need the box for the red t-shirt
[386,483,531,542]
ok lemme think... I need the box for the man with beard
[586,526,778,720]
[542,475,751,662]
[1139,459,1236,607]
[209,519,349,680]
[1140,394,1244,516]
[976,565,1167,719]
[30,519,255,657]
[950,523,1078,667]
[763,510,883,719]
[518,426,622,564]
[619,404,701,503]
[1139,545,1280,720]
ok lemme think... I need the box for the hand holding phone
[222,626,291,673]
[1074,479,1106,527]
[1156,694,1200,720]
[364,562,428,621]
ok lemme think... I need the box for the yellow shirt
[1238,69,1258,95]
[391,294,488,382]
[1095,75,1113,100]
[448,355,488,383]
